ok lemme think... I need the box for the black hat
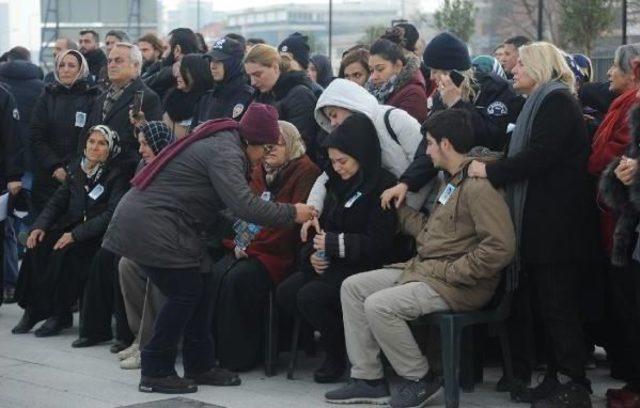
[423,31,471,71]
[278,32,310,70]
[206,37,244,61]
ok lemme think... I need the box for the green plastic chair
[410,268,515,408]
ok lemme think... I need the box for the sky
[163,0,443,12]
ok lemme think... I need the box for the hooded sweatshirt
[309,78,432,212]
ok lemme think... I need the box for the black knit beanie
[278,32,310,70]
[423,31,471,71]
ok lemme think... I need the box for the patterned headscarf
[138,121,176,155]
[81,125,121,181]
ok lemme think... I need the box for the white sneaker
[117,342,139,361]
[120,351,141,370]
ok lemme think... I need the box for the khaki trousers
[341,268,449,381]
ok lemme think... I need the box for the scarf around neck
[506,80,568,288]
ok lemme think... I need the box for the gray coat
[102,130,296,269]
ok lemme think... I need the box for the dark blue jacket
[0,61,45,175]
[192,74,254,126]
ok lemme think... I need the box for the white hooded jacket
[308,78,427,212]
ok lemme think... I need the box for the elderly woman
[213,120,320,372]
[468,42,597,406]
[72,121,176,351]
[588,44,640,262]
[12,125,128,338]
[277,112,398,384]
[30,49,100,213]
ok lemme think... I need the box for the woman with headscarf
[12,125,130,338]
[212,120,320,372]
[308,54,335,89]
[30,49,100,213]
[72,121,176,351]
[276,112,398,384]
[162,53,214,138]
[192,37,255,125]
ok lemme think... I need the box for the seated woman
[213,120,320,371]
[276,112,398,383]
[71,121,175,351]
[12,125,129,337]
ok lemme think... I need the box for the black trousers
[529,262,587,381]
[141,265,216,378]
[211,256,271,371]
[276,271,345,361]
[79,248,133,344]
[15,230,100,319]
[610,261,640,386]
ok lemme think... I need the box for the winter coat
[30,80,100,210]
[599,104,640,266]
[311,78,433,211]
[81,77,162,166]
[82,49,107,83]
[102,129,297,270]
[485,89,599,263]
[255,71,320,164]
[400,71,516,193]
[192,75,255,126]
[0,61,45,175]
[0,84,18,185]
[395,158,515,311]
[31,156,129,243]
[382,54,428,124]
[223,155,320,284]
[588,88,637,255]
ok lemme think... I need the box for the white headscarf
[54,49,90,87]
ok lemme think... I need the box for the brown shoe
[185,367,241,386]
[138,375,197,394]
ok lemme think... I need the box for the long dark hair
[179,53,214,92]
[370,29,406,65]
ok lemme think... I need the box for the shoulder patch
[486,101,508,116]
[12,108,19,120]
[232,103,245,119]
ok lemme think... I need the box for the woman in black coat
[276,112,398,384]
[468,42,598,405]
[244,44,321,165]
[162,53,214,138]
[12,125,129,338]
[192,37,254,125]
[30,49,100,213]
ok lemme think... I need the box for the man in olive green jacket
[325,109,515,407]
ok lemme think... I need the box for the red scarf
[588,88,638,175]
[132,119,239,190]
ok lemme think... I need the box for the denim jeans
[140,265,216,378]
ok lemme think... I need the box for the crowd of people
[0,21,639,408]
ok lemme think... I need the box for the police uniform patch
[487,101,508,116]
[12,108,19,120]
[232,103,245,119]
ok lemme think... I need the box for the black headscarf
[310,54,335,89]
[325,112,382,199]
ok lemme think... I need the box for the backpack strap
[383,108,400,145]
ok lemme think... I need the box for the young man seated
[325,109,516,408]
